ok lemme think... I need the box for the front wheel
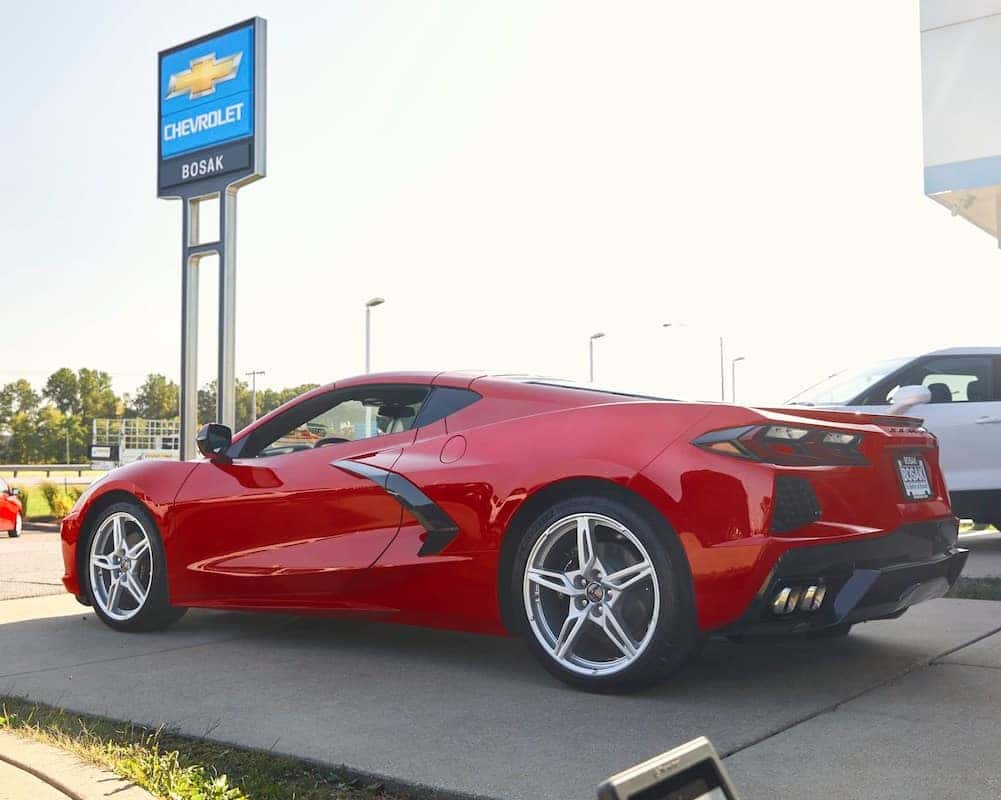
[7,513,21,537]
[511,496,696,693]
[84,501,186,632]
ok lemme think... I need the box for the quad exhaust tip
[771,584,826,615]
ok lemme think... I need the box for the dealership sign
[157,18,265,196]
[158,17,267,459]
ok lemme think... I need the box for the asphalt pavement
[0,528,65,601]
[1,529,1000,799]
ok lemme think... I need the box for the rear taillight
[693,424,867,466]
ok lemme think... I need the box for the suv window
[864,355,995,405]
[240,385,431,458]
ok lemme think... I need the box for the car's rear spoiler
[757,406,925,429]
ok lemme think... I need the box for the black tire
[509,494,697,693]
[83,500,187,632]
[7,513,21,537]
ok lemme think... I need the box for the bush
[50,492,74,519]
[37,481,75,519]
[39,481,60,511]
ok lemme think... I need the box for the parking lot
[0,527,999,799]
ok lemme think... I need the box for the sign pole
[218,190,238,429]
[180,199,200,460]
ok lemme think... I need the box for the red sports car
[0,477,23,538]
[60,372,968,691]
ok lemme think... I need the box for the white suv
[788,347,1001,526]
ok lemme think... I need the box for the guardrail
[0,464,93,478]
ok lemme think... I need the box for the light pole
[245,370,265,421]
[588,332,605,382]
[365,297,385,373]
[662,323,726,401]
[730,356,745,403]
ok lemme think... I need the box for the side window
[413,387,481,427]
[242,385,431,458]
[0,477,7,494]
[883,356,994,404]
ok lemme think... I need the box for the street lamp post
[730,356,745,403]
[245,370,265,421]
[589,332,605,382]
[662,323,726,401]
[365,297,386,373]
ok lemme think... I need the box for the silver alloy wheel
[523,512,660,676]
[88,512,153,622]
[14,512,22,536]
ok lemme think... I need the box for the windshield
[787,357,910,405]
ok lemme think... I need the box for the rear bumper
[724,517,968,636]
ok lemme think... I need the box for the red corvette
[61,372,967,691]
[0,476,23,538]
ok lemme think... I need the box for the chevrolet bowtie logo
[166,52,242,101]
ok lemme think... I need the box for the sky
[2,1,1000,406]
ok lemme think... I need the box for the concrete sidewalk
[959,530,1001,578]
[0,730,153,800]
[1,595,999,799]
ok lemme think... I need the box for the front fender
[60,460,200,596]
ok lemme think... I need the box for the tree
[43,368,80,415]
[132,374,179,419]
[198,380,256,429]
[76,369,118,420]
[3,407,76,463]
[257,384,320,417]
[197,381,217,426]
[0,379,40,427]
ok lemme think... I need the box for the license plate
[896,454,932,500]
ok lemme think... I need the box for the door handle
[975,416,1001,424]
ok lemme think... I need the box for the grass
[0,696,410,800]
[14,485,57,519]
[5,482,90,520]
[947,576,1001,601]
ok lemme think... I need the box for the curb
[23,521,61,533]
[0,730,154,800]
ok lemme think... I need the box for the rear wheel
[511,495,696,693]
[84,501,186,632]
[7,513,21,538]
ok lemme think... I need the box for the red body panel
[62,372,954,636]
[0,491,22,532]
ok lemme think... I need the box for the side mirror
[889,384,932,415]
[196,423,233,462]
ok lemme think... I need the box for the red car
[0,477,24,538]
[60,372,968,691]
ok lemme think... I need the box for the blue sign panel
[159,24,255,159]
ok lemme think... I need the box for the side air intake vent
[771,477,821,533]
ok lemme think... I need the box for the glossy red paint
[0,482,23,533]
[62,371,955,635]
